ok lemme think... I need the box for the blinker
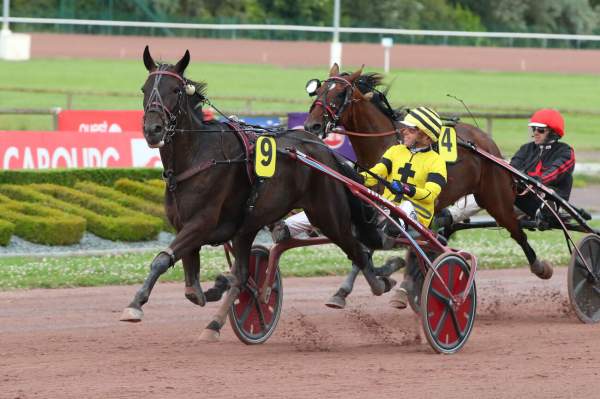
[185,84,196,96]
[305,79,321,96]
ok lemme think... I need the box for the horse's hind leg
[326,263,361,309]
[326,254,403,309]
[475,193,553,279]
[120,249,175,322]
[199,231,257,342]
[183,250,206,306]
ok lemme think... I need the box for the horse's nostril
[153,124,163,133]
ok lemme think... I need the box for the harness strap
[173,160,216,183]
[225,121,256,184]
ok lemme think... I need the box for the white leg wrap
[399,201,419,225]
[447,194,481,223]
[284,211,313,237]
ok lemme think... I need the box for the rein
[331,126,399,138]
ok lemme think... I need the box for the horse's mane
[185,78,208,100]
[352,72,400,121]
[156,62,208,99]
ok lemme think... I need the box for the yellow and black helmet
[400,106,442,142]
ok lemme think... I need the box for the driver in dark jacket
[510,108,575,219]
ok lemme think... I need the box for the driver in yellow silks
[361,106,447,309]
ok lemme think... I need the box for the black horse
[120,47,393,340]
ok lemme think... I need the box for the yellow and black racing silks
[361,144,447,227]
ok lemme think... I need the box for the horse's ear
[143,45,156,72]
[348,64,364,82]
[329,63,340,77]
[175,50,190,75]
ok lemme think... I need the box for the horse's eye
[174,88,182,94]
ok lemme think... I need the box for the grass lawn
[1,59,600,155]
[1,220,597,290]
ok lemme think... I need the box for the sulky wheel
[568,234,600,324]
[420,252,476,354]
[229,245,283,344]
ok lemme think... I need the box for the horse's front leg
[199,231,256,342]
[120,249,177,322]
[183,250,206,306]
[183,247,232,304]
[120,223,210,322]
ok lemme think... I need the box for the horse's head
[304,63,373,138]
[141,46,196,148]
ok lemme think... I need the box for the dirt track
[2,267,599,399]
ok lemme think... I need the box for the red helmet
[528,108,565,137]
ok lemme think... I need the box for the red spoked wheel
[229,245,283,345]
[420,252,476,354]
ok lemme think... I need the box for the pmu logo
[324,132,345,149]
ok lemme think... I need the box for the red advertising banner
[57,110,143,133]
[0,130,162,170]
[57,109,214,133]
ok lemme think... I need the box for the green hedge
[0,193,86,245]
[0,168,162,187]
[74,181,173,232]
[0,219,15,246]
[114,178,164,204]
[147,179,166,189]
[0,184,162,242]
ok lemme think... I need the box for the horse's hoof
[530,260,553,280]
[380,276,396,293]
[389,288,408,309]
[120,307,143,322]
[185,286,206,307]
[325,294,346,309]
[198,328,220,342]
[370,278,386,296]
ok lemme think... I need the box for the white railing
[6,17,600,43]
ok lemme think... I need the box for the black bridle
[143,66,188,147]
[309,76,355,138]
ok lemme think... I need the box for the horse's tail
[334,157,383,249]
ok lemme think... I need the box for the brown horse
[303,64,553,305]
[120,48,393,340]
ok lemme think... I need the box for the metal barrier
[7,17,600,46]
[0,107,62,130]
[2,86,600,135]
[0,106,530,136]
[0,86,308,112]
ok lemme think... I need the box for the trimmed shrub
[0,184,162,242]
[0,219,15,246]
[0,168,162,187]
[74,181,173,232]
[147,179,166,189]
[114,178,164,204]
[0,193,86,245]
